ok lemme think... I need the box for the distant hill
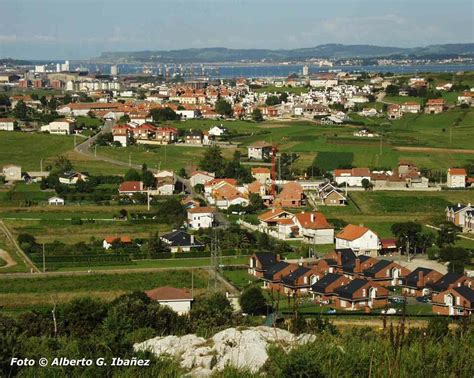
[97,43,474,63]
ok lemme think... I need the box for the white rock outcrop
[134,326,316,376]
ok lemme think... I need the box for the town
[0,0,473,376]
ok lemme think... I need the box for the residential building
[447,168,466,188]
[160,230,204,253]
[281,266,319,296]
[310,273,351,302]
[432,286,474,316]
[185,130,204,145]
[118,181,144,195]
[251,167,271,184]
[446,203,473,229]
[401,102,421,114]
[335,224,380,255]
[457,91,474,106]
[189,171,215,187]
[387,104,402,119]
[0,118,15,131]
[248,252,279,278]
[293,212,334,244]
[41,119,76,135]
[112,125,132,147]
[145,286,194,315]
[401,267,444,296]
[317,183,347,206]
[361,260,410,287]
[59,171,88,185]
[334,168,371,187]
[248,141,272,160]
[102,236,132,250]
[261,261,295,291]
[425,273,472,295]
[156,127,178,144]
[276,181,305,207]
[334,279,389,310]
[425,98,446,114]
[187,206,216,229]
[48,196,65,206]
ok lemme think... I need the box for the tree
[252,108,264,122]
[199,145,225,176]
[438,247,471,274]
[436,222,461,248]
[149,107,179,122]
[391,222,422,260]
[53,155,73,173]
[361,178,373,191]
[249,193,265,212]
[265,95,280,106]
[416,231,435,255]
[240,287,267,315]
[124,169,141,181]
[215,99,233,117]
[13,100,28,120]
[189,292,233,334]
[141,169,155,188]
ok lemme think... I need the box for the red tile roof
[145,286,193,301]
[336,224,375,241]
[448,168,467,176]
[252,167,271,174]
[294,212,332,230]
[187,206,216,214]
[119,181,143,192]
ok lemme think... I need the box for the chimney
[418,271,425,287]
[354,258,361,273]
[336,252,342,267]
[310,213,315,222]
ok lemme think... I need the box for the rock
[133,326,316,377]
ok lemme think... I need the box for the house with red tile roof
[251,167,271,184]
[119,181,144,195]
[335,224,380,256]
[293,211,334,244]
[102,236,132,250]
[401,101,421,114]
[275,181,305,207]
[425,98,446,114]
[248,141,272,160]
[187,206,216,229]
[447,168,467,188]
[145,286,194,315]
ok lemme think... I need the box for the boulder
[134,326,316,376]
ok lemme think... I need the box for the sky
[0,0,473,60]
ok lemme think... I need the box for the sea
[71,62,474,79]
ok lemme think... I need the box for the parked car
[389,296,406,304]
[327,308,336,314]
[381,308,398,315]
[416,296,431,303]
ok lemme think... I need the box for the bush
[240,287,267,315]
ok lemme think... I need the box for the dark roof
[403,267,433,288]
[427,273,464,293]
[310,273,344,293]
[160,230,203,247]
[453,286,474,303]
[254,253,278,270]
[281,266,311,287]
[263,261,290,281]
[446,204,470,213]
[334,279,369,300]
[363,260,393,278]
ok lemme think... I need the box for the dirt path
[0,249,17,269]
[395,146,474,154]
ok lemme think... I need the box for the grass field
[0,132,74,171]
[0,269,212,311]
[222,268,258,290]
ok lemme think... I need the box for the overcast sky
[1,0,473,60]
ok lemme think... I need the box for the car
[416,296,431,303]
[389,296,406,304]
[327,308,336,314]
[381,308,398,315]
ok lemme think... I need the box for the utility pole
[147,190,151,211]
[94,144,97,157]
[42,243,46,273]
[128,153,131,167]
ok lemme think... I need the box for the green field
[0,269,212,311]
[0,132,74,171]
[222,267,258,290]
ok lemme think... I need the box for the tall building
[111,65,118,76]
[35,65,46,73]
[302,64,310,76]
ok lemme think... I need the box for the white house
[248,141,272,160]
[145,286,194,315]
[293,212,335,244]
[176,109,200,120]
[187,206,216,229]
[334,168,371,187]
[208,125,227,137]
[189,171,215,187]
[0,118,15,131]
[335,224,380,256]
[447,168,466,188]
[41,119,76,135]
[48,196,64,206]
